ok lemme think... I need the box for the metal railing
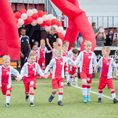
[44,0,58,18]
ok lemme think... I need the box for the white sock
[52,92,56,97]
[87,86,91,96]
[6,94,11,104]
[66,74,70,83]
[75,76,78,84]
[70,77,73,84]
[111,91,116,100]
[30,93,34,103]
[58,93,63,101]
[99,91,103,98]
[82,85,87,96]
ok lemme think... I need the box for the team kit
[0,40,118,107]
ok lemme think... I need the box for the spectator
[104,29,114,46]
[61,13,67,30]
[76,33,83,47]
[46,27,58,65]
[96,27,106,46]
[92,22,99,37]
[112,28,118,46]
[20,28,31,68]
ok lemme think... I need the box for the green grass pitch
[0,73,118,118]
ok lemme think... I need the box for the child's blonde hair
[63,40,69,45]
[2,55,10,61]
[40,39,45,44]
[55,47,64,53]
[84,41,92,46]
[102,46,110,52]
[53,42,58,46]
[29,52,36,57]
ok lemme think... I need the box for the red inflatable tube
[0,0,20,60]
[51,0,96,51]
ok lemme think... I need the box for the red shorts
[80,71,92,83]
[52,78,64,89]
[38,58,45,68]
[69,67,78,75]
[1,84,12,95]
[98,78,114,90]
[23,77,36,94]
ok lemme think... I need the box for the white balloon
[48,14,54,20]
[32,8,38,13]
[45,26,51,32]
[21,13,27,20]
[18,18,24,26]
[17,24,21,28]
[58,38,63,46]
[27,9,33,16]
[42,15,49,21]
[57,26,63,33]
[52,25,58,31]
[31,20,37,26]
[53,16,56,19]
[63,30,66,36]
[37,17,43,24]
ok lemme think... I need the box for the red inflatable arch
[51,0,96,51]
[0,0,20,60]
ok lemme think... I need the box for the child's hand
[65,72,69,75]
[16,78,20,82]
[44,74,48,79]
[94,69,97,73]
[73,63,77,67]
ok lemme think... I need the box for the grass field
[0,73,118,118]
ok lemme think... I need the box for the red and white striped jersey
[97,57,116,79]
[19,62,44,80]
[31,50,39,63]
[0,65,19,87]
[38,47,51,60]
[52,48,56,59]
[61,16,67,27]
[69,56,77,71]
[63,51,68,57]
[75,50,97,74]
[45,57,73,79]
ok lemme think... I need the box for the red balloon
[23,19,28,25]
[40,22,45,27]
[15,12,21,19]
[32,13,38,20]
[43,11,48,15]
[20,9,27,14]
[27,16,33,23]
[37,10,44,17]
[51,19,57,26]
[58,32,64,40]
[45,20,51,26]
[15,18,18,24]
[56,21,61,27]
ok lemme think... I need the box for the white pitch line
[71,85,113,100]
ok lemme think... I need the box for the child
[52,42,58,59]
[94,46,118,103]
[0,55,20,107]
[38,39,51,72]
[31,44,39,63]
[44,47,73,106]
[18,52,45,107]
[74,41,97,103]
[62,43,69,57]
[34,41,39,48]
[69,49,79,86]
[68,43,76,58]
[63,40,69,48]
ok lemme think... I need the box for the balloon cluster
[15,9,66,41]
